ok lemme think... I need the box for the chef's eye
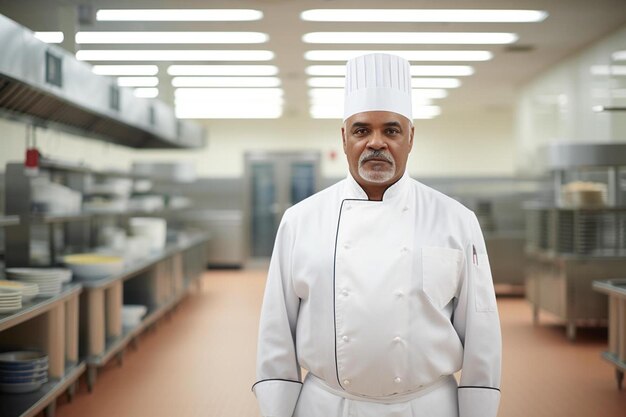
[353,128,368,136]
[385,128,400,135]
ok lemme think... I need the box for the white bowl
[63,254,124,280]
[122,305,148,327]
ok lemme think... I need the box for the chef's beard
[358,150,396,183]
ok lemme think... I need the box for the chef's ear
[409,123,415,150]
[341,125,347,153]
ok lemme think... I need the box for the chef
[252,53,501,417]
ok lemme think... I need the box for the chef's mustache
[359,150,395,165]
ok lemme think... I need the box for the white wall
[0,118,135,171]
[0,107,515,179]
[516,24,626,174]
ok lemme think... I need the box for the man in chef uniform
[252,53,501,417]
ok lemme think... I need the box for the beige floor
[55,270,625,417]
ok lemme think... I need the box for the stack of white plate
[5,268,71,297]
[0,351,48,394]
[0,287,22,314]
[0,281,39,303]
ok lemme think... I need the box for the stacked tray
[0,351,48,394]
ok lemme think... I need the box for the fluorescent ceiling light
[591,65,626,76]
[175,102,283,119]
[92,65,158,76]
[76,31,268,44]
[34,31,64,43]
[310,96,433,107]
[168,65,278,76]
[97,9,263,22]
[308,88,448,100]
[172,77,281,87]
[612,51,626,61]
[117,77,159,87]
[301,9,547,23]
[303,32,518,45]
[134,88,159,98]
[76,50,274,61]
[306,65,474,76]
[307,78,345,88]
[307,77,460,88]
[412,78,461,88]
[176,109,283,119]
[310,105,440,119]
[305,50,492,62]
[412,89,448,99]
[175,88,284,102]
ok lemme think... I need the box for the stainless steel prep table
[593,279,626,390]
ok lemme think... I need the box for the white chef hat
[343,53,412,121]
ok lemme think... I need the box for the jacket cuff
[458,386,501,417]
[252,379,303,417]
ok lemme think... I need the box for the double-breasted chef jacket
[253,171,502,417]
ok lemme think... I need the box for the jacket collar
[344,170,411,202]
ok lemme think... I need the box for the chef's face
[342,111,414,187]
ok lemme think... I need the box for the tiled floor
[55,270,625,417]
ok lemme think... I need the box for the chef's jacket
[253,172,501,417]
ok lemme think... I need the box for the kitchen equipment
[63,254,124,280]
[129,217,167,253]
[592,279,626,390]
[525,143,626,340]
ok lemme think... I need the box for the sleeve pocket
[474,253,498,312]
[422,247,463,310]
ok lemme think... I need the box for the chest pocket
[421,247,463,310]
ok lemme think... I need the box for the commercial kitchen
[0,1,625,416]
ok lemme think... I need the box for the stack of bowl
[6,268,70,297]
[0,351,48,393]
[0,287,22,314]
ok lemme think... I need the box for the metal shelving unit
[79,234,209,391]
[0,285,82,417]
[0,362,86,417]
[593,279,626,390]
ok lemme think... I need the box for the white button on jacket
[253,172,502,417]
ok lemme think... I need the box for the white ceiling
[2,0,626,119]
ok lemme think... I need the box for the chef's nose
[367,130,387,150]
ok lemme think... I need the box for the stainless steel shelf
[24,213,91,224]
[0,361,85,417]
[38,159,151,180]
[78,233,211,290]
[0,215,19,227]
[0,284,82,332]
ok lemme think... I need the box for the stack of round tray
[5,268,71,297]
[0,287,22,314]
[0,351,49,394]
[0,281,39,304]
